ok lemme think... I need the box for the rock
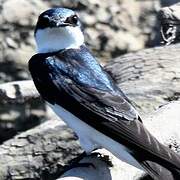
[0,0,48,142]
[5,37,18,49]
[2,0,46,26]
[0,0,48,77]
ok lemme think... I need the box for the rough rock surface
[105,44,180,114]
[0,0,48,142]
[0,0,48,82]
[0,120,82,180]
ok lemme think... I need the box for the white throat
[35,26,84,53]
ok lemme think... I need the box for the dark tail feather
[140,160,180,180]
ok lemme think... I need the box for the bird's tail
[140,160,180,180]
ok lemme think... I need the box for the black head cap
[35,8,80,34]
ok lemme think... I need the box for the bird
[29,7,180,179]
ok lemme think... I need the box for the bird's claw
[89,152,113,167]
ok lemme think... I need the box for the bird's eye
[71,15,78,24]
[65,15,78,25]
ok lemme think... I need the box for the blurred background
[0,0,179,144]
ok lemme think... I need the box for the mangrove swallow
[29,8,180,179]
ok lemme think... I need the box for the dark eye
[65,15,78,25]
[71,15,78,24]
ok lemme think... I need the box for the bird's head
[34,8,84,53]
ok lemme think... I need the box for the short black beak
[56,21,73,27]
[48,19,72,28]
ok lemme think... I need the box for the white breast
[48,103,143,170]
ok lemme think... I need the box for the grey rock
[0,0,48,140]
[0,0,47,79]
[2,0,46,26]
[5,37,18,49]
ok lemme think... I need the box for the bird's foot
[89,152,113,167]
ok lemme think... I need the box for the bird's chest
[49,103,99,153]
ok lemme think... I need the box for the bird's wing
[60,79,139,122]
[54,77,180,168]
[29,54,180,173]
